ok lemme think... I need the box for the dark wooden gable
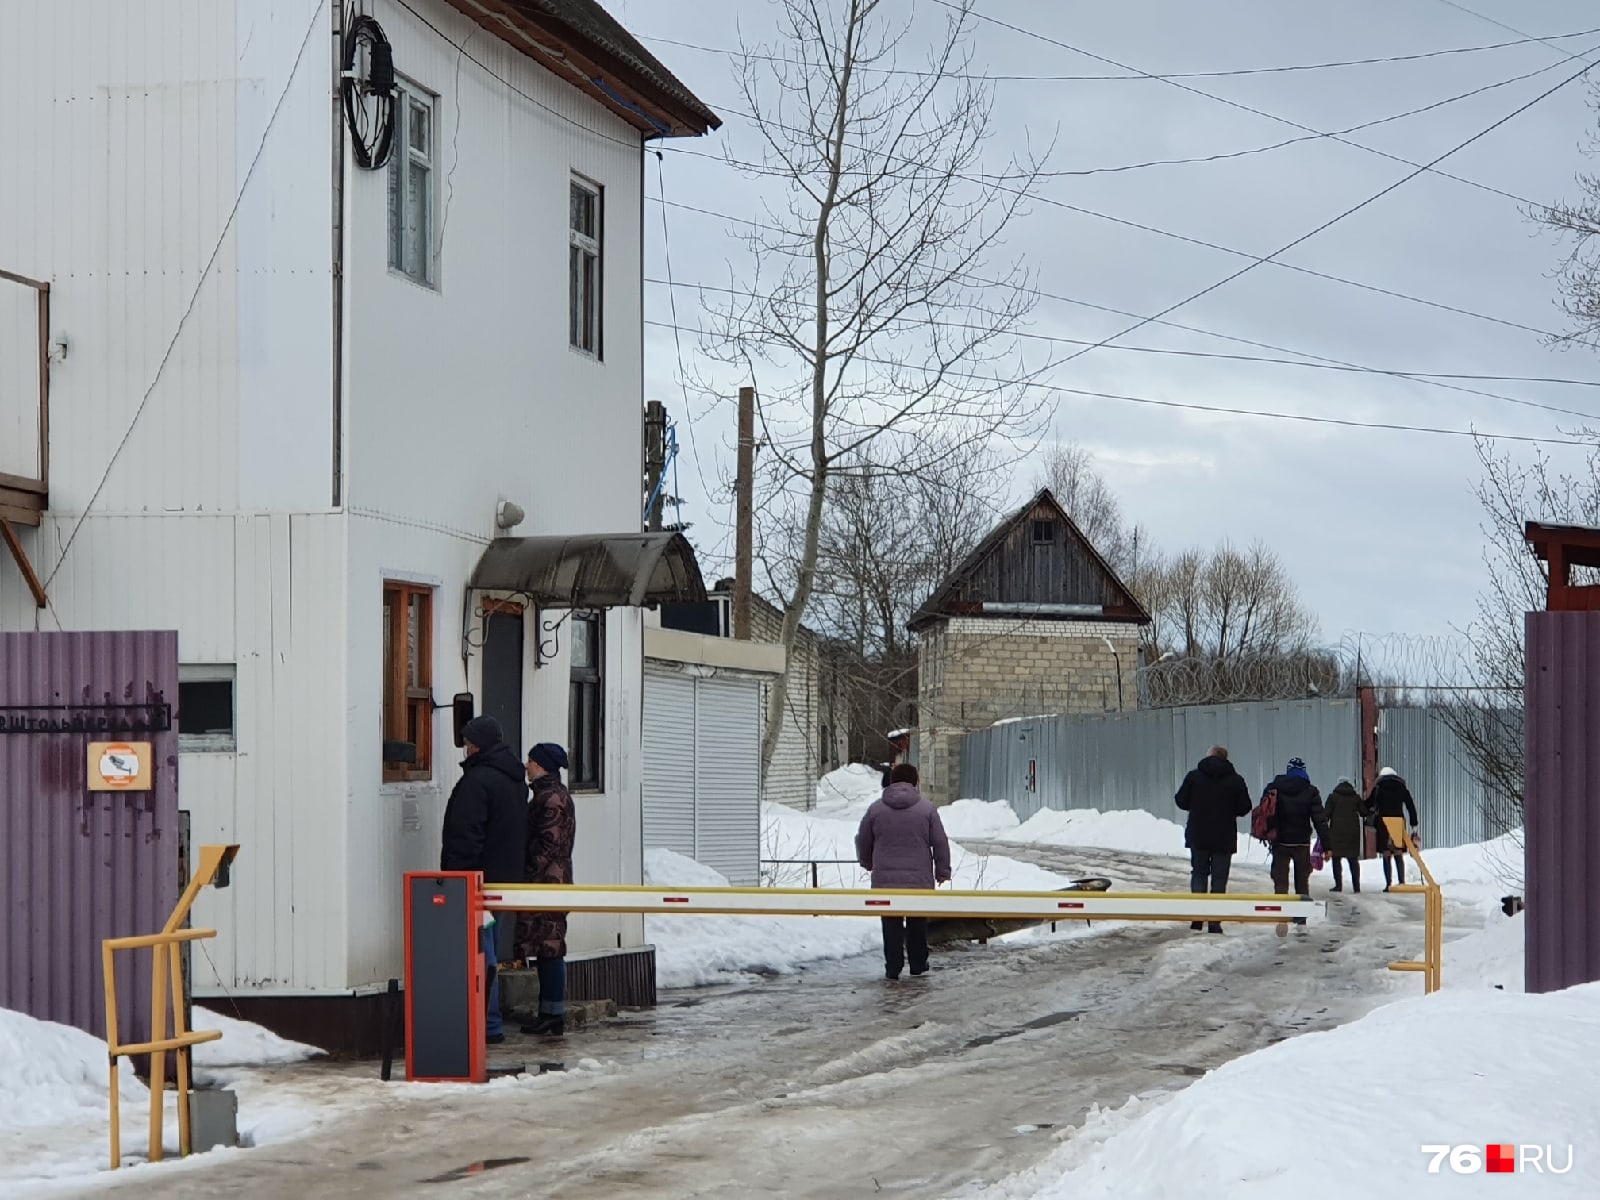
[909,489,1149,630]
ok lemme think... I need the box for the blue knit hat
[1286,756,1309,781]
[529,742,569,773]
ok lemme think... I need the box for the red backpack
[1251,786,1279,846]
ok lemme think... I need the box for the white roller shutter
[693,675,762,885]
[642,669,697,862]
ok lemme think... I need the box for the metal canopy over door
[642,669,696,861]
[692,676,761,885]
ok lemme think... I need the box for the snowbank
[940,799,1022,840]
[994,807,1187,858]
[813,763,884,820]
[191,1008,320,1067]
[0,1007,146,1134]
[974,980,1600,1199]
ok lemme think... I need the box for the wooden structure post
[733,386,754,639]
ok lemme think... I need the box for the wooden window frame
[568,176,603,357]
[388,80,438,288]
[1031,519,1055,545]
[384,581,435,782]
[568,609,604,792]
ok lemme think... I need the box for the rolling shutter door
[642,669,697,861]
[693,676,762,885]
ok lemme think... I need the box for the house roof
[908,488,1151,631]
[439,0,721,137]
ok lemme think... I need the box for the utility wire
[44,0,329,591]
[641,319,1595,446]
[933,0,1591,207]
[635,24,1600,81]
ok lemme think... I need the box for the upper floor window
[569,177,602,356]
[1031,519,1055,545]
[389,83,437,287]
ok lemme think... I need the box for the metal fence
[958,697,1508,850]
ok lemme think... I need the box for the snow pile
[939,799,1022,840]
[191,1008,320,1067]
[974,982,1600,1199]
[0,1006,147,1133]
[647,801,1079,988]
[812,763,884,820]
[995,807,1187,858]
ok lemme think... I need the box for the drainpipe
[330,2,347,507]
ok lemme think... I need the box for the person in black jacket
[440,715,530,1044]
[1265,756,1332,935]
[1175,745,1253,933]
[1367,766,1421,891]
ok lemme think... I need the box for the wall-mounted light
[496,500,525,530]
[48,335,68,364]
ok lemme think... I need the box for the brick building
[909,489,1150,805]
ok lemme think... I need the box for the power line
[641,274,1600,422]
[646,194,1591,419]
[932,0,1592,208]
[44,0,330,592]
[635,25,1600,81]
[640,318,1596,446]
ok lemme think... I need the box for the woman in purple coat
[855,763,952,980]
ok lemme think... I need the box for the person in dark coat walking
[1323,778,1369,893]
[1367,766,1420,891]
[1174,745,1253,933]
[516,742,577,1037]
[440,715,530,1044]
[1265,757,1332,935]
[855,763,952,980]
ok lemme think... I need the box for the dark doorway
[481,609,524,755]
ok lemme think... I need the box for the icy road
[70,845,1445,1199]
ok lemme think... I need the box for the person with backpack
[1322,778,1369,893]
[1367,766,1420,891]
[1174,745,1254,933]
[1256,756,1332,935]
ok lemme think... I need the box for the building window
[389,83,437,287]
[383,582,434,781]
[569,177,602,355]
[1032,519,1055,545]
[178,664,236,753]
[569,610,604,790]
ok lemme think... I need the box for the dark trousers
[536,957,566,1016]
[880,916,929,977]
[1189,849,1234,894]
[1271,844,1313,924]
[1331,856,1360,891]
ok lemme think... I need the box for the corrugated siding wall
[1525,612,1600,994]
[0,630,179,1043]
[960,698,1360,826]
[1375,707,1501,850]
[750,601,822,810]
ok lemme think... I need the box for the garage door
[642,669,696,861]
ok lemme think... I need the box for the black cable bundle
[343,12,396,170]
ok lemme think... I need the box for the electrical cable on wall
[343,12,396,169]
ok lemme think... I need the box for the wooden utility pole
[733,386,754,639]
[643,400,667,532]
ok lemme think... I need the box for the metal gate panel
[0,630,180,1043]
[641,669,697,861]
[692,676,761,886]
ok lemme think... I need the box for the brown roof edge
[441,0,720,137]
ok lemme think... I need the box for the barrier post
[1384,817,1443,994]
[403,872,487,1084]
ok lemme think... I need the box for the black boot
[1207,922,1223,934]
[1351,861,1361,893]
[1382,856,1394,891]
[1395,857,1406,886]
[520,1014,565,1037]
[1190,921,1203,932]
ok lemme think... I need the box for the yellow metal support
[103,844,239,1170]
[1383,818,1442,994]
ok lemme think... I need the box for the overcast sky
[620,0,1600,659]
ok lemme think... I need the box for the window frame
[567,609,605,791]
[388,80,439,288]
[177,663,237,754]
[568,175,603,357]
[383,581,435,782]
[1031,519,1055,545]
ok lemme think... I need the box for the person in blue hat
[517,743,576,1036]
[1263,756,1332,936]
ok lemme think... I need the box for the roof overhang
[470,532,707,608]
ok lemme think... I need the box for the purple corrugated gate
[1524,611,1600,994]
[0,630,179,1044]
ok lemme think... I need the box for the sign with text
[88,742,153,792]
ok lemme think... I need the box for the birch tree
[706,0,1049,772]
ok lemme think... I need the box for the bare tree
[1035,441,1141,576]
[1533,82,1600,350]
[705,0,1050,773]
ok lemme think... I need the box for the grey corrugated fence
[958,698,1500,849]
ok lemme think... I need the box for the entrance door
[481,609,524,754]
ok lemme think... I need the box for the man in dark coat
[1174,745,1253,933]
[1265,756,1332,934]
[1367,766,1421,891]
[440,715,529,1044]
[856,763,952,980]
[517,742,576,1037]
[1323,778,1369,893]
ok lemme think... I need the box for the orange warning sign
[88,741,153,792]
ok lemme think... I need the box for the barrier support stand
[1384,817,1442,994]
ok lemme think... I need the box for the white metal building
[0,0,718,1036]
